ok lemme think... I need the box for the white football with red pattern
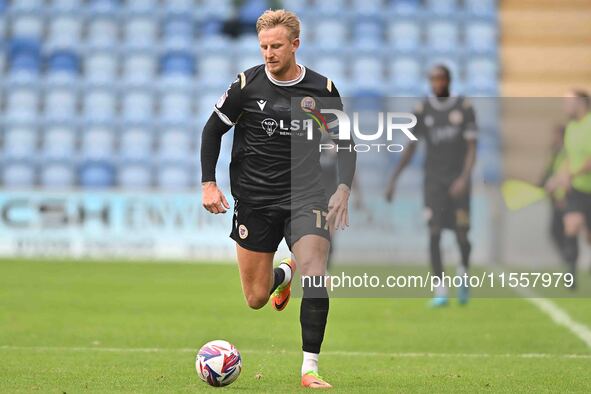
[196,340,242,387]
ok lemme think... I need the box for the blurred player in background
[540,124,568,262]
[546,90,591,288]
[200,10,356,388]
[385,65,478,307]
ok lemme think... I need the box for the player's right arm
[200,74,245,214]
[385,101,424,202]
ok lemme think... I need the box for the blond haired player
[200,10,356,388]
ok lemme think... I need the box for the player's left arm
[323,81,357,231]
[450,99,478,198]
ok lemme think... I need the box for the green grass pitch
[1,259,590,393]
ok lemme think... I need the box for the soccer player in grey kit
[386,65,478,307]
[200,10,356,388]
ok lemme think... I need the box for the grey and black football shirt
[413,96,478,186]
[214,64,342,208]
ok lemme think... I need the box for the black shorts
[565,188,591,225]
[424,183,471,230]
[229,199,330,253]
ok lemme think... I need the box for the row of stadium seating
[0,0,501,189]
[2,15,497,52]
[0,158,213,190]
[1,0,498,18]
[0,53,497,92]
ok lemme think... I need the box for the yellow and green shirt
[564,113,591,193]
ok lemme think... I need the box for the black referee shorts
[424,182,471,231]
[565,188,591,226]
[229,199,331,253]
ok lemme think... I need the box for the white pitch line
[515,287,591,350]
[0,345,590,359]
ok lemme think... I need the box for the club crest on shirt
[300,96,316,113]
[238,224,248,239]
[424,115,434,127]
[261,118,278,136]
[449,110,463,125]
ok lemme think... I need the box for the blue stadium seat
[87,17,119,49]
[9,38,41,73]
[352,57,385,89]
[40,160,76,188]
[118,160,152,189]
[9,51,40,77]
[10,0,45,12]
[48,16,82,48]
[234,34,259,54]
[12,14,44,39]
[42,126,77,159]
[156,163,192,191]
[198,53,233,86]
[352,91,385,111]
[125,0,158,15]
[89,0,121,15]
[122,52,156,86]
[465,0,497,18]
[351,0,382,17]
[387,21,421,52]
[389,56,422,91]
[119,127,153,160]
[201,0,233,20]
[355,19,383,40]
[427,21,459,53]
[389,0,421,15]
[236,53,261,75]
[5,88,39,122]
[238,0,269,24]
[198,34,232,55]
[121,90,154,123]
[44,88,77,119]
[125,16,158,49]
[314,20,348,50]
[51,0,83,13]
[282,0,307,14]
[313,58,347,86]
[315,0,347,17]
[160,92,193,123]
[199,18,224,37]
[164,0,193,15]
[353,19,384,51]
[426,0,458,16]
[2,125,37,159]
[1,160,36,188]
[465,21,497,54]
[163,15,194,38]
[79,160,116,188]
[83,90,117,122]
[466,57,498,94]
[160,51,195,75]
[81,125,116,159]
[47,50,80,75]
[158,129,192,161]
[85,52,119,85]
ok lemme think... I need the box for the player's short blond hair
[256,9,300,40]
